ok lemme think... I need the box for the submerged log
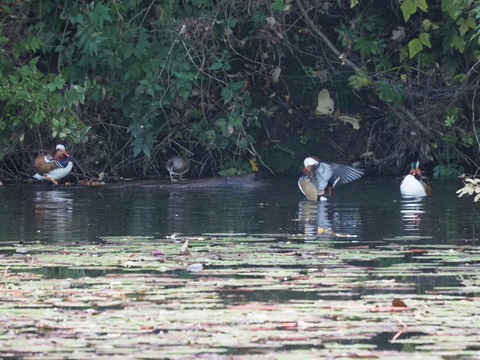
[110,174,269,189]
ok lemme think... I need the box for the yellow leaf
[338,115,361,130]
[315,89,334,115]
[249,159,259,172]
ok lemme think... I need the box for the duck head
[303,156,320,175]
[409,161,423,178]
[54,144,69,159]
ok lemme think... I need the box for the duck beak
[63,151,70,157]
[303,165,311,175]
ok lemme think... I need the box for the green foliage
[260,145,296,174]
[271,0,287,12]
[433,164,462,179]
[376,80,404,103]
[444,114,457,127]
[401,0,428,22]
[218,158,253,176]
[408,33,431,58]
[1,0,480,179]
[468,3,480,44]
[353,35,386,58]
[221,81,244,105]
[0,52,90,159]
[348,71,373,89]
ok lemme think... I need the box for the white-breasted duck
[400,161,431,197]
[298,156,364,201]
[33,144,73,185]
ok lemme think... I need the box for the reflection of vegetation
[22,266,108,279]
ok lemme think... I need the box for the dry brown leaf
[392,298,408,307]
[180,239,191,255]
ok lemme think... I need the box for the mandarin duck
[166,156,190,182]
[400,161,431,197]
[298,156,364,201]
[33,144,73,185]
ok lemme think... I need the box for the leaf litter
[0,235,479,359]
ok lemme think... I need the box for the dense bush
[0,0,479,181]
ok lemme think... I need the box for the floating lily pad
[0,234,479,359]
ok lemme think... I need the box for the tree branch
[295,0,361,72]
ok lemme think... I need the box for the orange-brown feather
[423,183,432,195]
[298,177,319,201]
[34,153,57,175]
[53,149,66,160]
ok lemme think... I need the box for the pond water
[0,177,478,246]
[1,177,479,358]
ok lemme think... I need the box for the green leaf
[458,17,476,36]
[450,34,466,52]
[271,0,285,11]
[466,17,476,29]
[221,87,233,104]
[400,0,416,22]
[376,81,403,103]
[419,33,431,48]
[133,30,150,59]
[142,143,151,157]
[210,62,223,70]
[348,72,372,89]
[444,115,456,127]
[122,43,134,60]
[408,38,423,58]
[422,19,438,31]
[441,133,458,143]
[442,0,460,20]
[414,0,428,12]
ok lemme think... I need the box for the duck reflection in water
[34,190,73,239]
[297,199,363,240]
[167,191,188,235]
[400,196,426,232]
[297,200,332,239]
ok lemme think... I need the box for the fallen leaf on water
[77,180,105,186]
[151,250,165,256]
[334,233,358,238]
[187,263,203,272]
[392,298,408,308]
[265,336,311,341]
[228,303,292,311]
[369,305,410,312]
[180,239,191,255]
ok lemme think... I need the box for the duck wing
[34,153,57,175]
[329,163,364,185]
[308,162,334,191]
[309,162,363,191]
